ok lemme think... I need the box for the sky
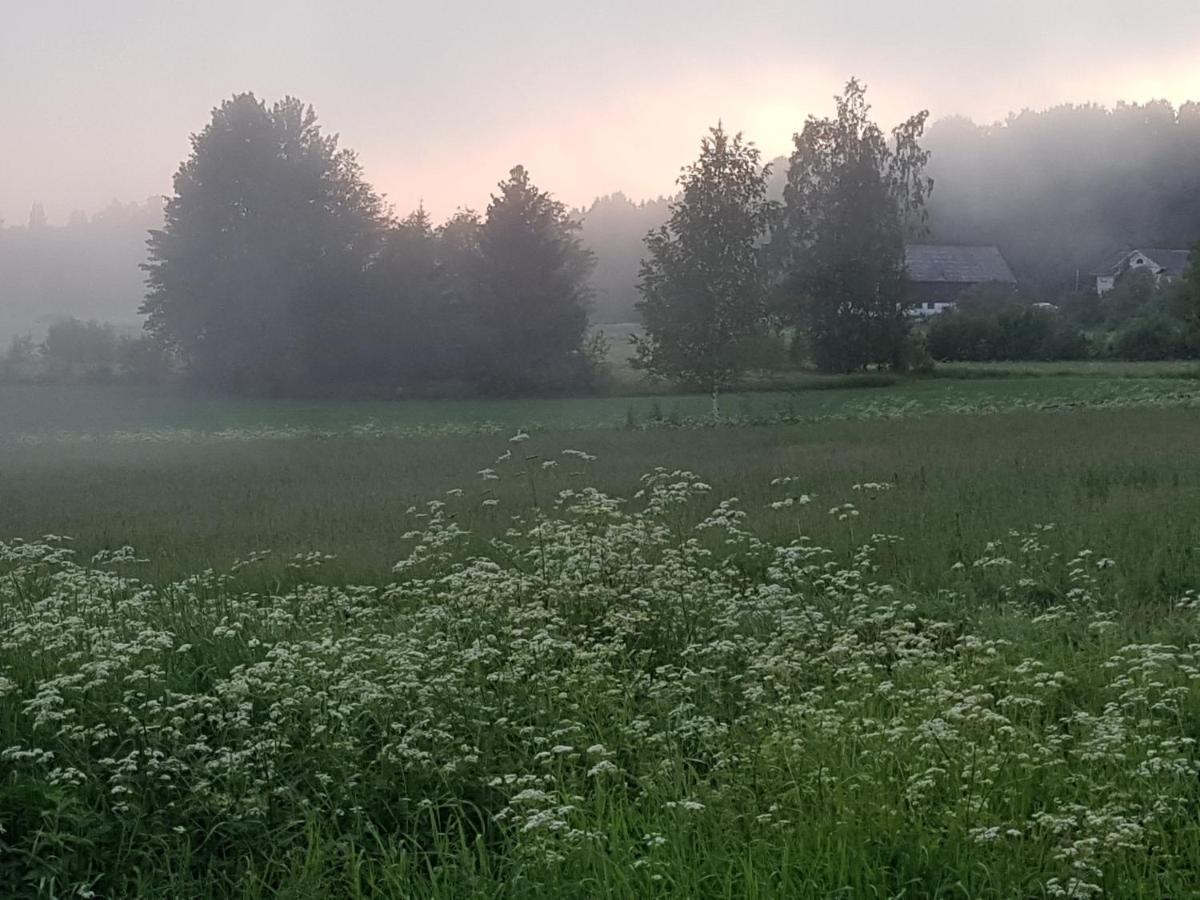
[4,0,1200,226]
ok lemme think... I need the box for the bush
[0,320,173,386]
[1059,291,1106,329]
[42,318,119,379]
[953,282,1023,315]
[926,313,996,361]
[1111,316,1186,361]
[1101,270,1164,328]
[897,331,936,373]
[117,334,174,383]
[740,329,791,372]
[0,335,39,383]
[1184,323,1200,359]
[927,307,1091,362]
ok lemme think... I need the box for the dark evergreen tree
[469,166,594,393]
[633,124,773,413]
[434,209,484,384]
[358,207,452,389]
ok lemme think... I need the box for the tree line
[139,95,598,396]
[581,99,1200,320]
[593,86,1200,391]
[0,317,168,385]
[8,85,1200,395]
[635,80,934,409]
[134,82,935,399]
[0,199,162,343]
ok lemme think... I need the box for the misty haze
[4,3,1200,897]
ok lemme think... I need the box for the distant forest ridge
[0,198,163,340]
[3,98,1199,334]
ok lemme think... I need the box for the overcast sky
[4,0,1200,226]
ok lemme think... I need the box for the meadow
[4,371,1200,897]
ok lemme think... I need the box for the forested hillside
[0,199,162,341]
[924,101,1200,295]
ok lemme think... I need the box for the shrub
[41,318,119,379]
[0,321,173,386]
[926,312,996,361]
[1111,315,1186,361]
[0,335,39,383]
[927,307,1091,362]
[1101,270,1163,328]
[117,334,173,383]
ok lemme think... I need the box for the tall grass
[4,371,1199,443]
[4,385,1200,896]
[3,405,1200,595]
[3,446,1200,897]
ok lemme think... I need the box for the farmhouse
[1093,248,1191,295]
[904,244,1017,316]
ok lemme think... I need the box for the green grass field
[932,359,1200,379]
[5,373,1200,897]
[3,369,1200,438]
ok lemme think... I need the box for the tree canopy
[142,94,386,393]
[466,166,595,394]
[140,99,599,396]
[633,124,773,409]
[11,88,1200,391]
[776,79,932,372]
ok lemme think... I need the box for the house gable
[1094,248,1191,295]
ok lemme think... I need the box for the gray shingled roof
[1094,248,1192,277]
[905,244,1017,285]
[1138,249,1191,277]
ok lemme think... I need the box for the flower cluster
[2,457,1199,896]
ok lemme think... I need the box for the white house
[1093,248,1191,296]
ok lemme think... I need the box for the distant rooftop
[905,244,1017,285]
[1094,248,1191,278]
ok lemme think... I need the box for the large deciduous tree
[633,125,773,413]
[141,94,385,393]
[778,79,932,372]
[468,166,595,394]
